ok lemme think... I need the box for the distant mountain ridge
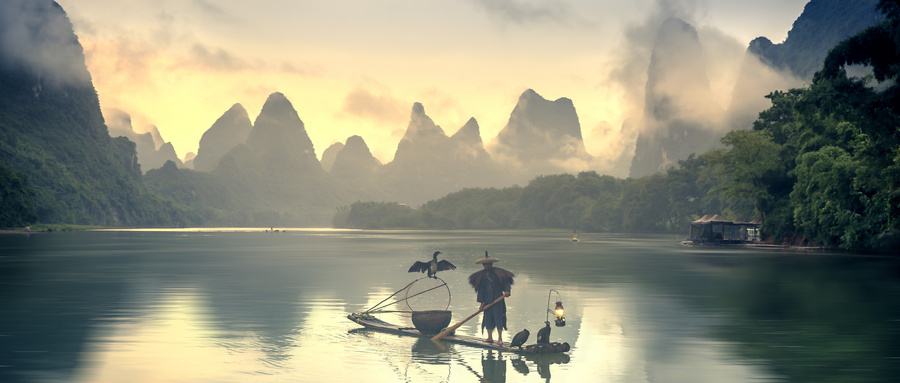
[374,103,499,205]
[192,103,253,172]
[629,0,883,178]
[630,18,722,178]
[106,108,184,172]
[749,0,882,79]
[492,89,592,182]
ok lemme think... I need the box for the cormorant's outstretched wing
[435,260,456,272]
[408,261,431,273]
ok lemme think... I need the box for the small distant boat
[571,231,578,242]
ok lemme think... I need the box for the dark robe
[469,267,514,332]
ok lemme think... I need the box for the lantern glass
[554,301,566,326]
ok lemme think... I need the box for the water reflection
[525,353,571,381]
[411,338,451,365]
[1,231,898,382]
[708,255,900,383]
[481,350,507,382]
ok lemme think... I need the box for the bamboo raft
[347,312,570,354]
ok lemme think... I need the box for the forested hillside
[0,0,187,227]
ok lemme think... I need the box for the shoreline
[0,230,36,235]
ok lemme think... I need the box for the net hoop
[405,276,451,312]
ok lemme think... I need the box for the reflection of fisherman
[481,350,507,383]
[469,251,515,345]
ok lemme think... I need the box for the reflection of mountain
[710,256,900,383]
[8,231,897,381]
[0,245,129,382]
[196,261,305,362]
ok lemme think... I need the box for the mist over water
[2,230,898,382]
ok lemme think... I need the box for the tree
[0,161,37,227]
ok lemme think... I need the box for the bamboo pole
[431,295,505,341]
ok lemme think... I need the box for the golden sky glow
[58,0,808,174]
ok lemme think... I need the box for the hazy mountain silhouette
[196,92,338,224]
[491,89,591,183]
[245,93,323,174]
[375,103,503,205]
[192,103,253,172]
[320,142,344,172]
[106,108,184,172]
[329,135,382,200]
[330,135,381,181]
[749,0,882,80]
[182,151,196,169]
[629,18,722,178]
[727,0,882,132]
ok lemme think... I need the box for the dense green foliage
[0,161,37,227]
[0,69,188,227]
[335,170,723,233]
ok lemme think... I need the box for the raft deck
[347,313,569,354]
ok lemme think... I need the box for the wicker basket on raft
[411,310,452,334]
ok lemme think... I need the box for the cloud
[470,0,574,25]
[191,0,245,24]
[604,0,703,119]
[104,108,134,134]
[340,88,406,123]
[0,0,93,86]
[188,43,251,71]
[191,0,227,19]
[279,61,324,77]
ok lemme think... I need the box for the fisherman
[469,251,514,345]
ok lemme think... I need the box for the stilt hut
[689,215,760,244]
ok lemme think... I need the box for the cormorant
[408,251,456,278]
[509,328,530,351]
[536,321,551,344]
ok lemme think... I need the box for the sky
[56,0,809,173]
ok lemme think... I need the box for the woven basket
[411,310,452,334]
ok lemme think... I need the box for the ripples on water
[1,230,899,382]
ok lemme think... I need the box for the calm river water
[1,229,898,383]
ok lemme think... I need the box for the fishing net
[404,277,451,312]
[364,276,451,314]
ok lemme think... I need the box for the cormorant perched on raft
[408,251,456,278]
[536,321,551,344]
[509,328,530,351]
